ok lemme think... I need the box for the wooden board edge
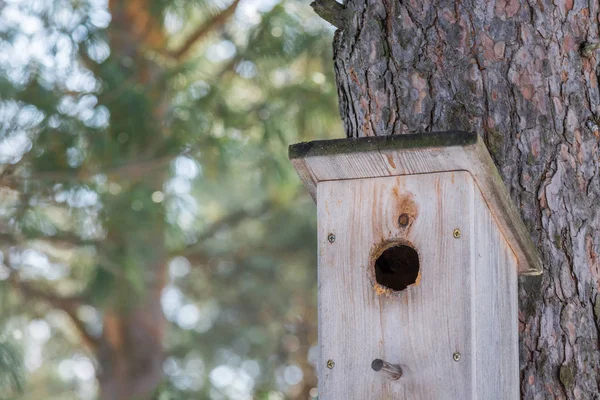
[288,131,477,160]
[466,139,543,276]
[290,158,317,201]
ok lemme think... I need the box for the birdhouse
[288,131,542,399]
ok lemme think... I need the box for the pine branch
[0,341,24,395]
[168,0,242,60]
[9,275,100,348]
[581,42,600,58]
[310,0,348,29]
[176,201,274,259]
[181,244,245,267]
[0,232,99,248]
[61,307,101,350]
[0,154,174,187]
[10,277,84,312]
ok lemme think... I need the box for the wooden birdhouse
[288,131,542,399]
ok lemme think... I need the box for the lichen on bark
[328,0,600,396]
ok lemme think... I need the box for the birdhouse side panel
[317,172,476,399]
[473,185,519,398]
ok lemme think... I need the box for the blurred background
[0,0,342,398]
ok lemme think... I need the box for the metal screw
[398,213,410,227]
[453,229,461,239]
[453,352,461,362]
[327,359,335,369]
[328,233,336,243]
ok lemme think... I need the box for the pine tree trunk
[330,0,600,396]
[94,2,169,398]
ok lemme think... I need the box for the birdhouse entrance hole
[374,245,420,291]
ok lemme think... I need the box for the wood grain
[472,181,519,398]
[317,171,518,399]
[290,132,541,275]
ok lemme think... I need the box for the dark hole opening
[374,245,420,291]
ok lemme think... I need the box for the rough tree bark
[316,0,600,397]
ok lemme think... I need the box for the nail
[371,359,403,380]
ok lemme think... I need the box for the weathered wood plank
[317,171,519,398]
[318,172,475,399]
[473,184,519,398]
[290,131,541,275]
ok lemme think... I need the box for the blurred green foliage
[0,0,341,398]
[0,340,24,399]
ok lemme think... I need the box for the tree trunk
[330,0,600,396]
[95,1,169,398]
[95,215,167,400]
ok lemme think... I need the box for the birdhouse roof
[289,131,542,275]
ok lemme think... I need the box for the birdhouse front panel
[316,170,519,399]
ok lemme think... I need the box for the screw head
[327,233,336,243]
[398,213,410,227]
[327,359,335,369]
[453,229,461,239]
[453,352,461,362]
